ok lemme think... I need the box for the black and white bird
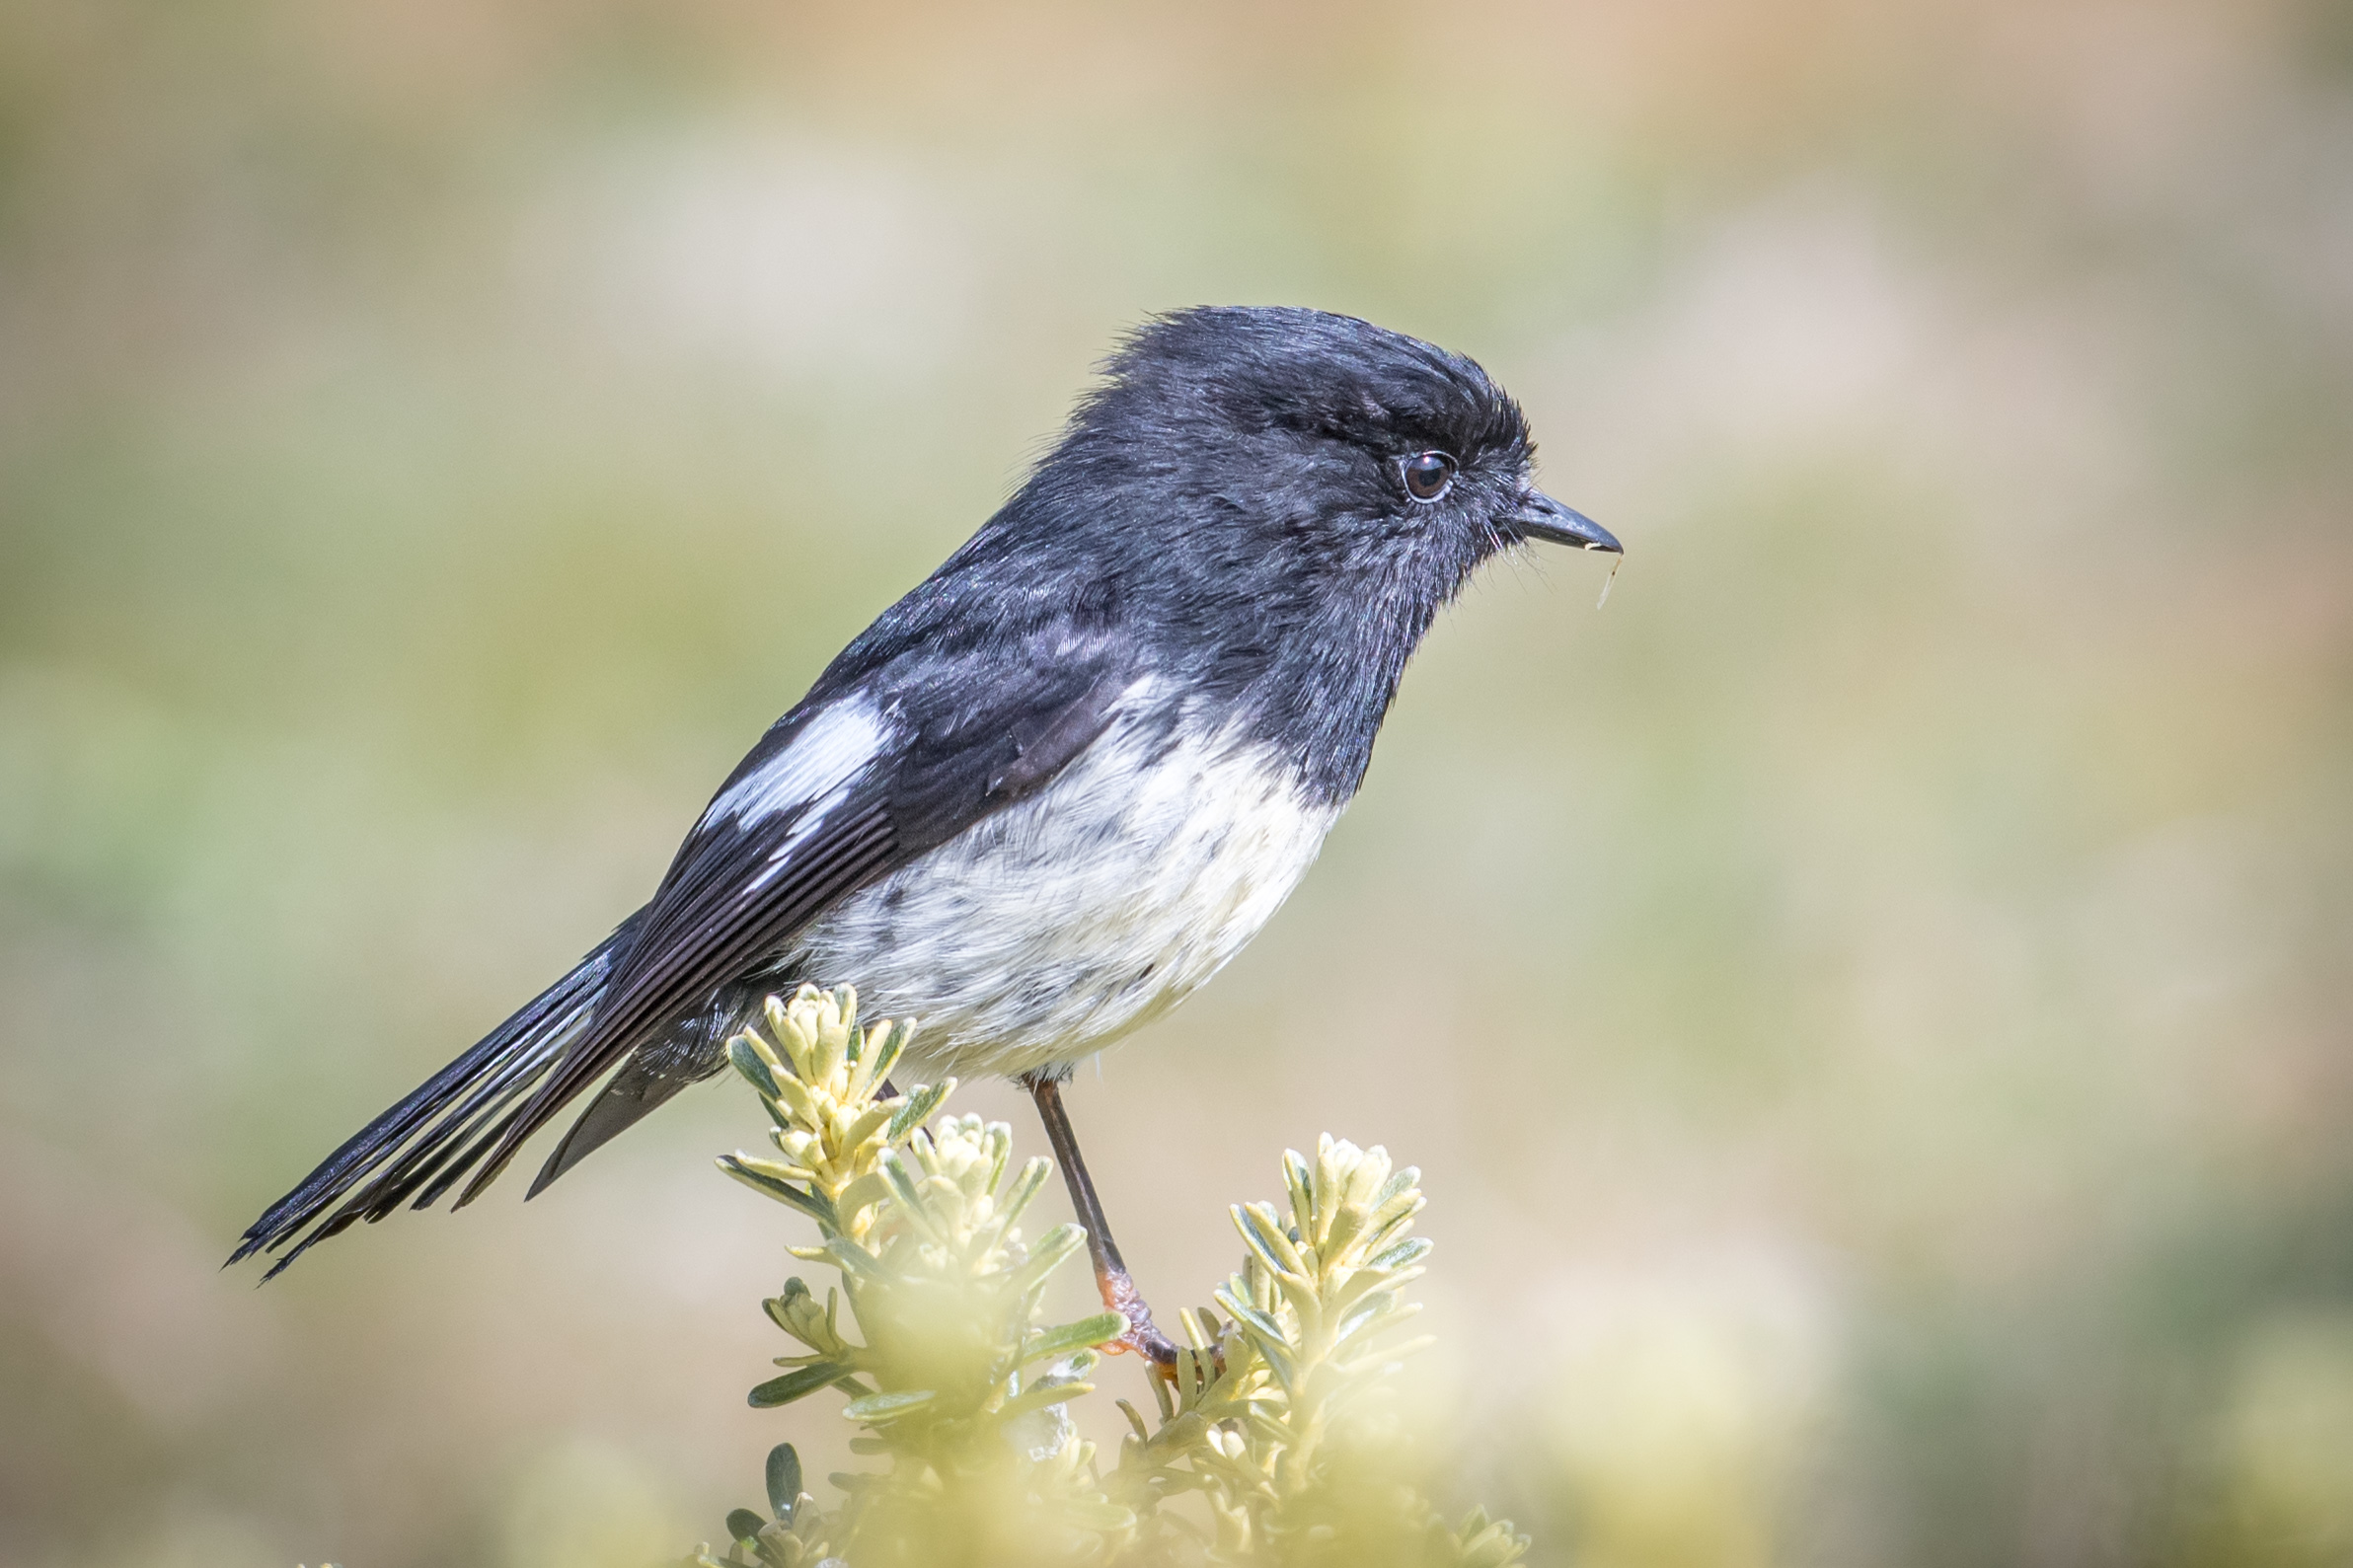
[232,306,1620,1358]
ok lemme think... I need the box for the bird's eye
[1403,451,1456,502]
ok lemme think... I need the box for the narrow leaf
[1364,1235,1433,1273]
[1331,1289,1395,1345]
[728,1035,783,1099]
[877,1149,928,1216]
[843,1387,937,1423]
[825,1235,886,1277]
[840,1101,894,1151]
[1021,1311,1127,1366]
[719,1156,838,1229]
[1213,1289,1290,1353]
[1007,1223,1088,1298]
[996,1157,1052,1230]
[868,1019,909,1086]
[996,1379,1095,1423]
[832,1170,893,1232]
[884,1081,952,1143]
[1234,1204,1307,1281]
[764,1444,801,1521]
[749,1362,852,1408]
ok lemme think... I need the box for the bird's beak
[1504,490,1622,554]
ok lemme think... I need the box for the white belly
[787,720,1339,1081]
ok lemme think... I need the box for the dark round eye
[1403,451,1456,501]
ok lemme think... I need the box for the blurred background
[3,0,2350,1564]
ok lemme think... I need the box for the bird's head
[1034,306,1618,616]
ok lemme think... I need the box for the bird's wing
[456,646,1137,1203]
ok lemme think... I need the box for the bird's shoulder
[640,589,1152,941]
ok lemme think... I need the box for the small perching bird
[232,306,1621,1361]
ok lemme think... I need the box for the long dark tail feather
[524,974,773,1199]
[229,909,645,1278]
[456,808,897,1208]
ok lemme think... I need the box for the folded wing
[233,624,1136,1273]
[460,646,1137,1204]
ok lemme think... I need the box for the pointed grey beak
[1505,490,1622,554]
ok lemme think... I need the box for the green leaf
[727,1035,783,1100]
[764,1444,801,1520]
[842,1387,937,1423]
[1283,1148,1314,1226]
[748,1362,852,1408]
[1324,1200,1369,1260]
[1364,1235,1433,1273]
[761,1280,825,1345]
[764,1071,823,1128]
[868,1019,909,1086]
[1153,1410,1209,1454]
[1366,1191,1427,1246]
[996,1379,1095,1423]
[725,1509,767,1544]
[718,1157,838,1229]
[825,1234,885,1278]
[1007,1223,1088,1298]
[876,1149,930,1221]
[1213,1290,1290,1354]
[1234,1204,1307,1282]
[1270,1269,1324,1323]
[997,1157,1052,1230]
[1214,1289,1298,1389]
[1331,1290,1394,1345]
[840,1102,894,1150]
[1021,1311,1127,1366]
[884,1081,951,1143]
[984,1122,1011,1198]
[832,1170,893,1233]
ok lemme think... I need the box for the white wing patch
[701,694,889,834]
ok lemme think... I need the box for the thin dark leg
[1022,1071,1178,1366]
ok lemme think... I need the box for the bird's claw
[1097,1271,1234,1388]
[1097,1266,1180,1366]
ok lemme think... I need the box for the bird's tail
[228,910,645,1279]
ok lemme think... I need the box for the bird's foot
[1097,1263,1180,1366]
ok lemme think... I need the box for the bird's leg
[1022,1071,1179,1366]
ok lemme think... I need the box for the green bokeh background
[3,2,2350,1564]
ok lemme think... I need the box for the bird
[230,305,1621,1360]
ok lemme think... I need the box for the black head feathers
[1084,306,1532,471]
[820,306,1589,801]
